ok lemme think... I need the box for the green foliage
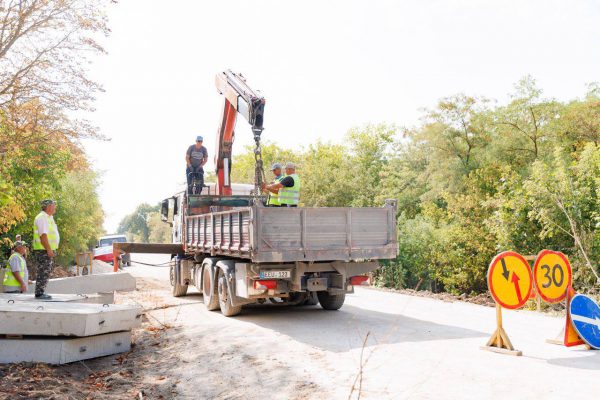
[53,171,105,265]
[148,211,172,243]
[123,78,600,296]
[117,203,159,243]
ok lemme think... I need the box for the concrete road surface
[123,254,600,400]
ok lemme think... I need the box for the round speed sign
[533,250,572,304]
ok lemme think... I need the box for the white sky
[82,0,600,233]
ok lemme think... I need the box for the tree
[147,211,171,243]
[345,124,396,207]
[0,0,111,129]
[117,203,159,243]
[525,144,600,286]
[300,141,353,207]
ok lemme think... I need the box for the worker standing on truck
[265,163,283,207]
[186,136,208,194]
[264,162,301,207]
[32,199,60,299]
[3,240,29,294]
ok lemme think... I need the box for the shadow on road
[545,349,600,370]
[233,303,487,352]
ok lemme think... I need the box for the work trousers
[186,165,204,194]
[33,251,54,296]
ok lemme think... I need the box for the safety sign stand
[481,304,522,356]
[481,251,532,356]
[546,286,587,347]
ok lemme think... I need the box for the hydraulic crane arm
[214,70,266,196]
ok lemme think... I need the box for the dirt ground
[0,277,181,400]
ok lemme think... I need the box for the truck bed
[185,205,397,263]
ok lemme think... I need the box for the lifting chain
[252,129,266,200]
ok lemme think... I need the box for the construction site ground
[1,253,599,400]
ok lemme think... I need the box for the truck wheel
[217,270,242,317]
[317,291,346,310]
[304,291,319,306]
[170,259,188,297]
[202,266,220,311]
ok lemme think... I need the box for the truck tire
[217,269,242,317]
[202,266,220,311]
[170,259,188,297]
[317,291,346,310]
[304,291,319,306]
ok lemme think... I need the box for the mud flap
[216,260,255,307]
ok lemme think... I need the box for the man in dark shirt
[186,136,208,194]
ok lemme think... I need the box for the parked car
[94,234,131,266]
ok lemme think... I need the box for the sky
[82,0,600,233]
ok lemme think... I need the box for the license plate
[260,270,291,279]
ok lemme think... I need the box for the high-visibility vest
[266,175,284,206]
[279,174,301,205]
[3,253,25,288]
[33,212,59,250]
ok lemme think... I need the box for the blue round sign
[569,294,600,350]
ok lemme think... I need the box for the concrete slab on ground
[0,302,142,336]
[0,331,131,365]
[71,260,115,276]
[27,272,136,294]
[0,292,115,305]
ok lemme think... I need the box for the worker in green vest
[32,199,60,299]
[3,240,29,294]
[264,162,301,207]
[265,163,284,207]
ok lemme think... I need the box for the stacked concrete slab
[0,272,141,365]
[26,271,136,294]
[0,302,142,364]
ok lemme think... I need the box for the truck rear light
[254,280,277,290]
[350,276,369,286]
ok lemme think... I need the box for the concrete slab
[0,331,131,364]
[0,302,142,336]
[26,272,136,294]
[0,292,115,305]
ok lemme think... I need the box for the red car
[94,234,131,266]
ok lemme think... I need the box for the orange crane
[213,70,266,196]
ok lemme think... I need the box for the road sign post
[481,251,532,356]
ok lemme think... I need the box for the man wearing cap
[32,199,60,299]
[3,240,29,294]
[264,162,301,207]
[264,163,284,207]
[186,136,208,194]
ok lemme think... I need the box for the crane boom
[214,70,265,196]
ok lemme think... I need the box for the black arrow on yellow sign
[500,258,510,281]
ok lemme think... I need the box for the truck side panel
[185,205,397,263]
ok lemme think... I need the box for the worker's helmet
[196,135,204,142]
[285,162,296,169]
[271,163,282,171]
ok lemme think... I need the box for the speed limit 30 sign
[533,250,572,304]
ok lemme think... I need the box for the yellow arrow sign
[488,251,532,310]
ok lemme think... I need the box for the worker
[264,163,284,207]
[265,162,301,207]
[3,240,29,294]
[186,135,208,194]
[32,199,60,299]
